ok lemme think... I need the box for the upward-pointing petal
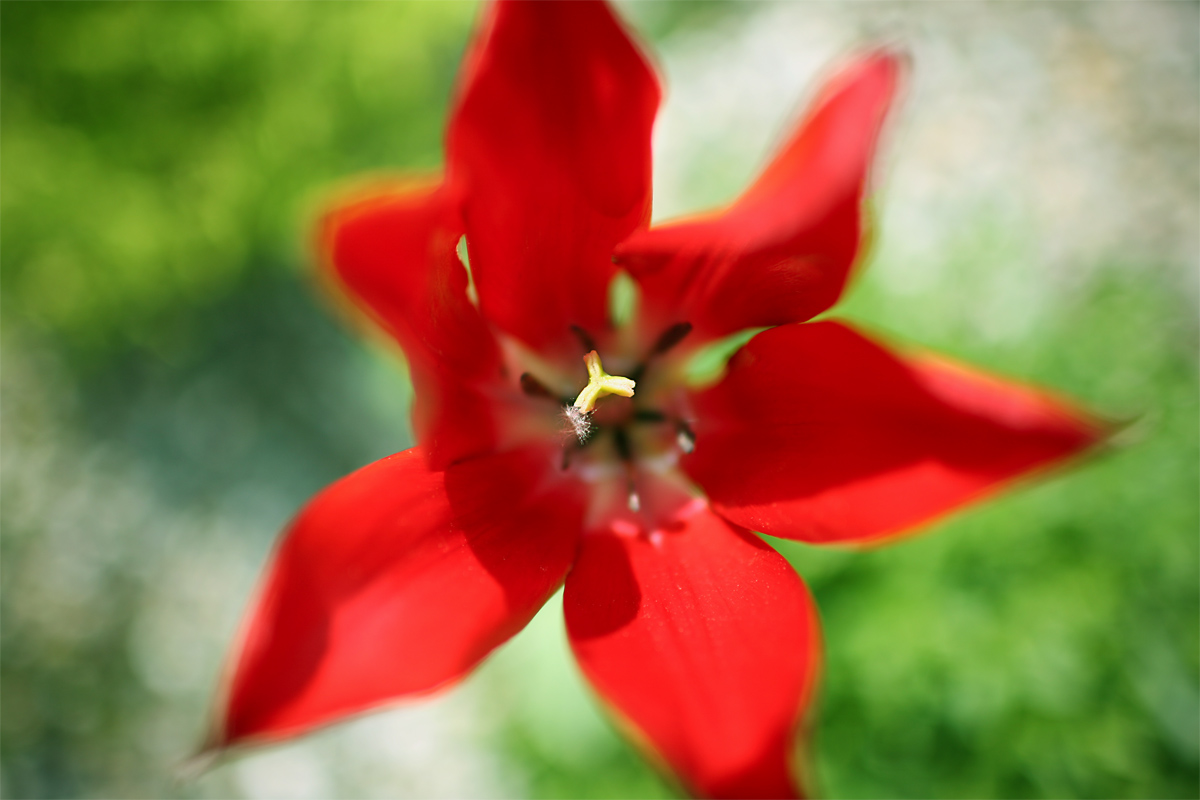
[319,180,507,469]
[448,0,661,360]
[616,50,902,344]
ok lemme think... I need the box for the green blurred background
[2,2,1197,798]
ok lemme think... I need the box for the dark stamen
[612,431,640,512]
[611,429,643,511]
[634,409,668,423]
[676,419,696,454]
[570,325,598,353]
[520,372,556,399]
[629,321,694,384]
[612,426,634,462]
[650,322,693,356]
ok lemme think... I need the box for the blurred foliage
[2,2,1197,800]
[805,272,1200,799]
[1,1,471,363]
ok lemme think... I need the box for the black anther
[630,322,693,383]
[633,409,668,423]
[570,325,598,353]
[650,322,693,356]
[520,372,555,399]
[612,426,634,463]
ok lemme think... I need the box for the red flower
[208,2,1107,797]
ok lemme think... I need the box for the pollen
[572,350,636,414]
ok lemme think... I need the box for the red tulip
[207,2,1107,796]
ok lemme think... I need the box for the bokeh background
[2,1,1197,798]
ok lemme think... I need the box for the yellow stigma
[572,350,636,413]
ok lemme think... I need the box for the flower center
[527,322,697,519]
[513,319,699,525]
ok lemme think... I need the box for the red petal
[615,50,902,343]
[447,0,660,358]
[217,446,583,747]
[685,321,1109,545]
[320,180,506,468]
[565,505,820,799]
